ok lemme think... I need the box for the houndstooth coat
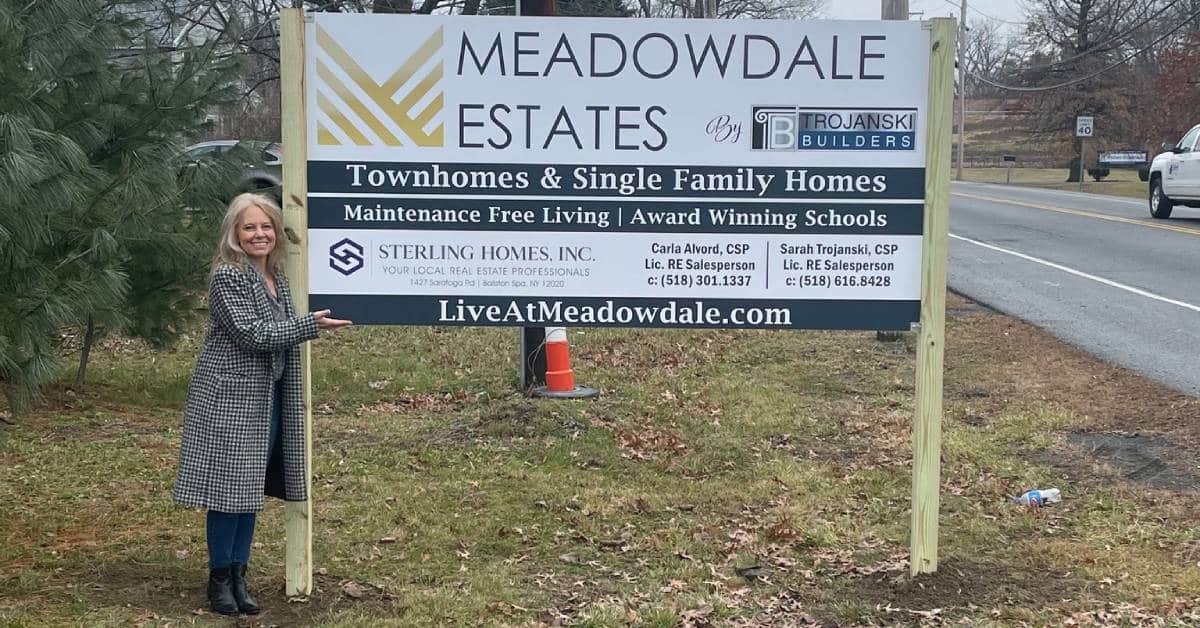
[173,263,318,513]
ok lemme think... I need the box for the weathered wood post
[279,7,313,596]
[910,17,955,576]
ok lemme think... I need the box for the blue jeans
[206,380,283,569]
[206,510,255,569]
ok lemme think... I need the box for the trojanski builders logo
[314,26,444,147]
[329,238,365,276]
[752,106,917,151]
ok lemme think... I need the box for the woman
[173,193,350,615]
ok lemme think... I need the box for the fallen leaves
[356,390,473,415]
[728,587,822,627]
[341,581,367,599]
[1062,598,1200,626]
[764,514,799,543]
[338,579,395,602]
[724,528,757,551]
[680,602,715,625]
[614,424,688,460]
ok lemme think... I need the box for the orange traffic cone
[533,327,598,399]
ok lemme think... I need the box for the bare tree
[1170,0,1200,37]
[962,17,1018,98]
[634,0,823,19]
[374,0,414,11]
[1017,0,1159,173]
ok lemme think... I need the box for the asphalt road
[948,181,1200,397]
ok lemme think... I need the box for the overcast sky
[822,0,1026,27]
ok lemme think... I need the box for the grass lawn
[2,294,1199,626]
[958,167,1149,201]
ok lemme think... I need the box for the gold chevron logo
[315,26,444,147]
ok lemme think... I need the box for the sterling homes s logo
[314,26,445,147]
[329,238,365,276]
[753,107,917,151]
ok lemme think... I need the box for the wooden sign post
[280,7,313,597]
[910,17,954,576]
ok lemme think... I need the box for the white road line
[950,233,1200,314]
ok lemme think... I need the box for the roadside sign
[303,14,934,331]
[1076,116,1094,137]
[280,10,957,590]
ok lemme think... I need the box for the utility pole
[881,0,908,20]
[956,0,966,180]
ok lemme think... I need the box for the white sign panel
[1076,116,1094,137]
[304,14,931,329]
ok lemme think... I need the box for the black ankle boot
[230,563,260,614]
[207,567,239,615]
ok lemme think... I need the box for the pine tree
[0,0,243,412]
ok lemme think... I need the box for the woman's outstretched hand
[312,309,353,329]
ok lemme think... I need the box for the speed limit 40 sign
[1076,116,1094,137]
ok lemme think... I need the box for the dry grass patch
[2,292,1200,626]
[959,166,1149,200]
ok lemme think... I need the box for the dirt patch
[713,542,1088,625]
[944,291,1200,481]
[79,560,404,626]
[837,557,1086,622]
[1065,432,1199,492]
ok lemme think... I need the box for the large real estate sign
[305,14,931,329]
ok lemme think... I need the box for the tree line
[963,0,1200,160]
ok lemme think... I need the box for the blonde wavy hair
[212,192,287,277]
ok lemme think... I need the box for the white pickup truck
[1148,123,1200,219]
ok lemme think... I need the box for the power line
[968,4,1200,92]
[954,0,1182,79]
[936,0,1024,25]
[1015,0,1182,73]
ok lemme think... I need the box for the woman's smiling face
[237,205,276,262]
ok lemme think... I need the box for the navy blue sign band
[308,161,926,200]
[309,294,919,330]
[308,197,924,235]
